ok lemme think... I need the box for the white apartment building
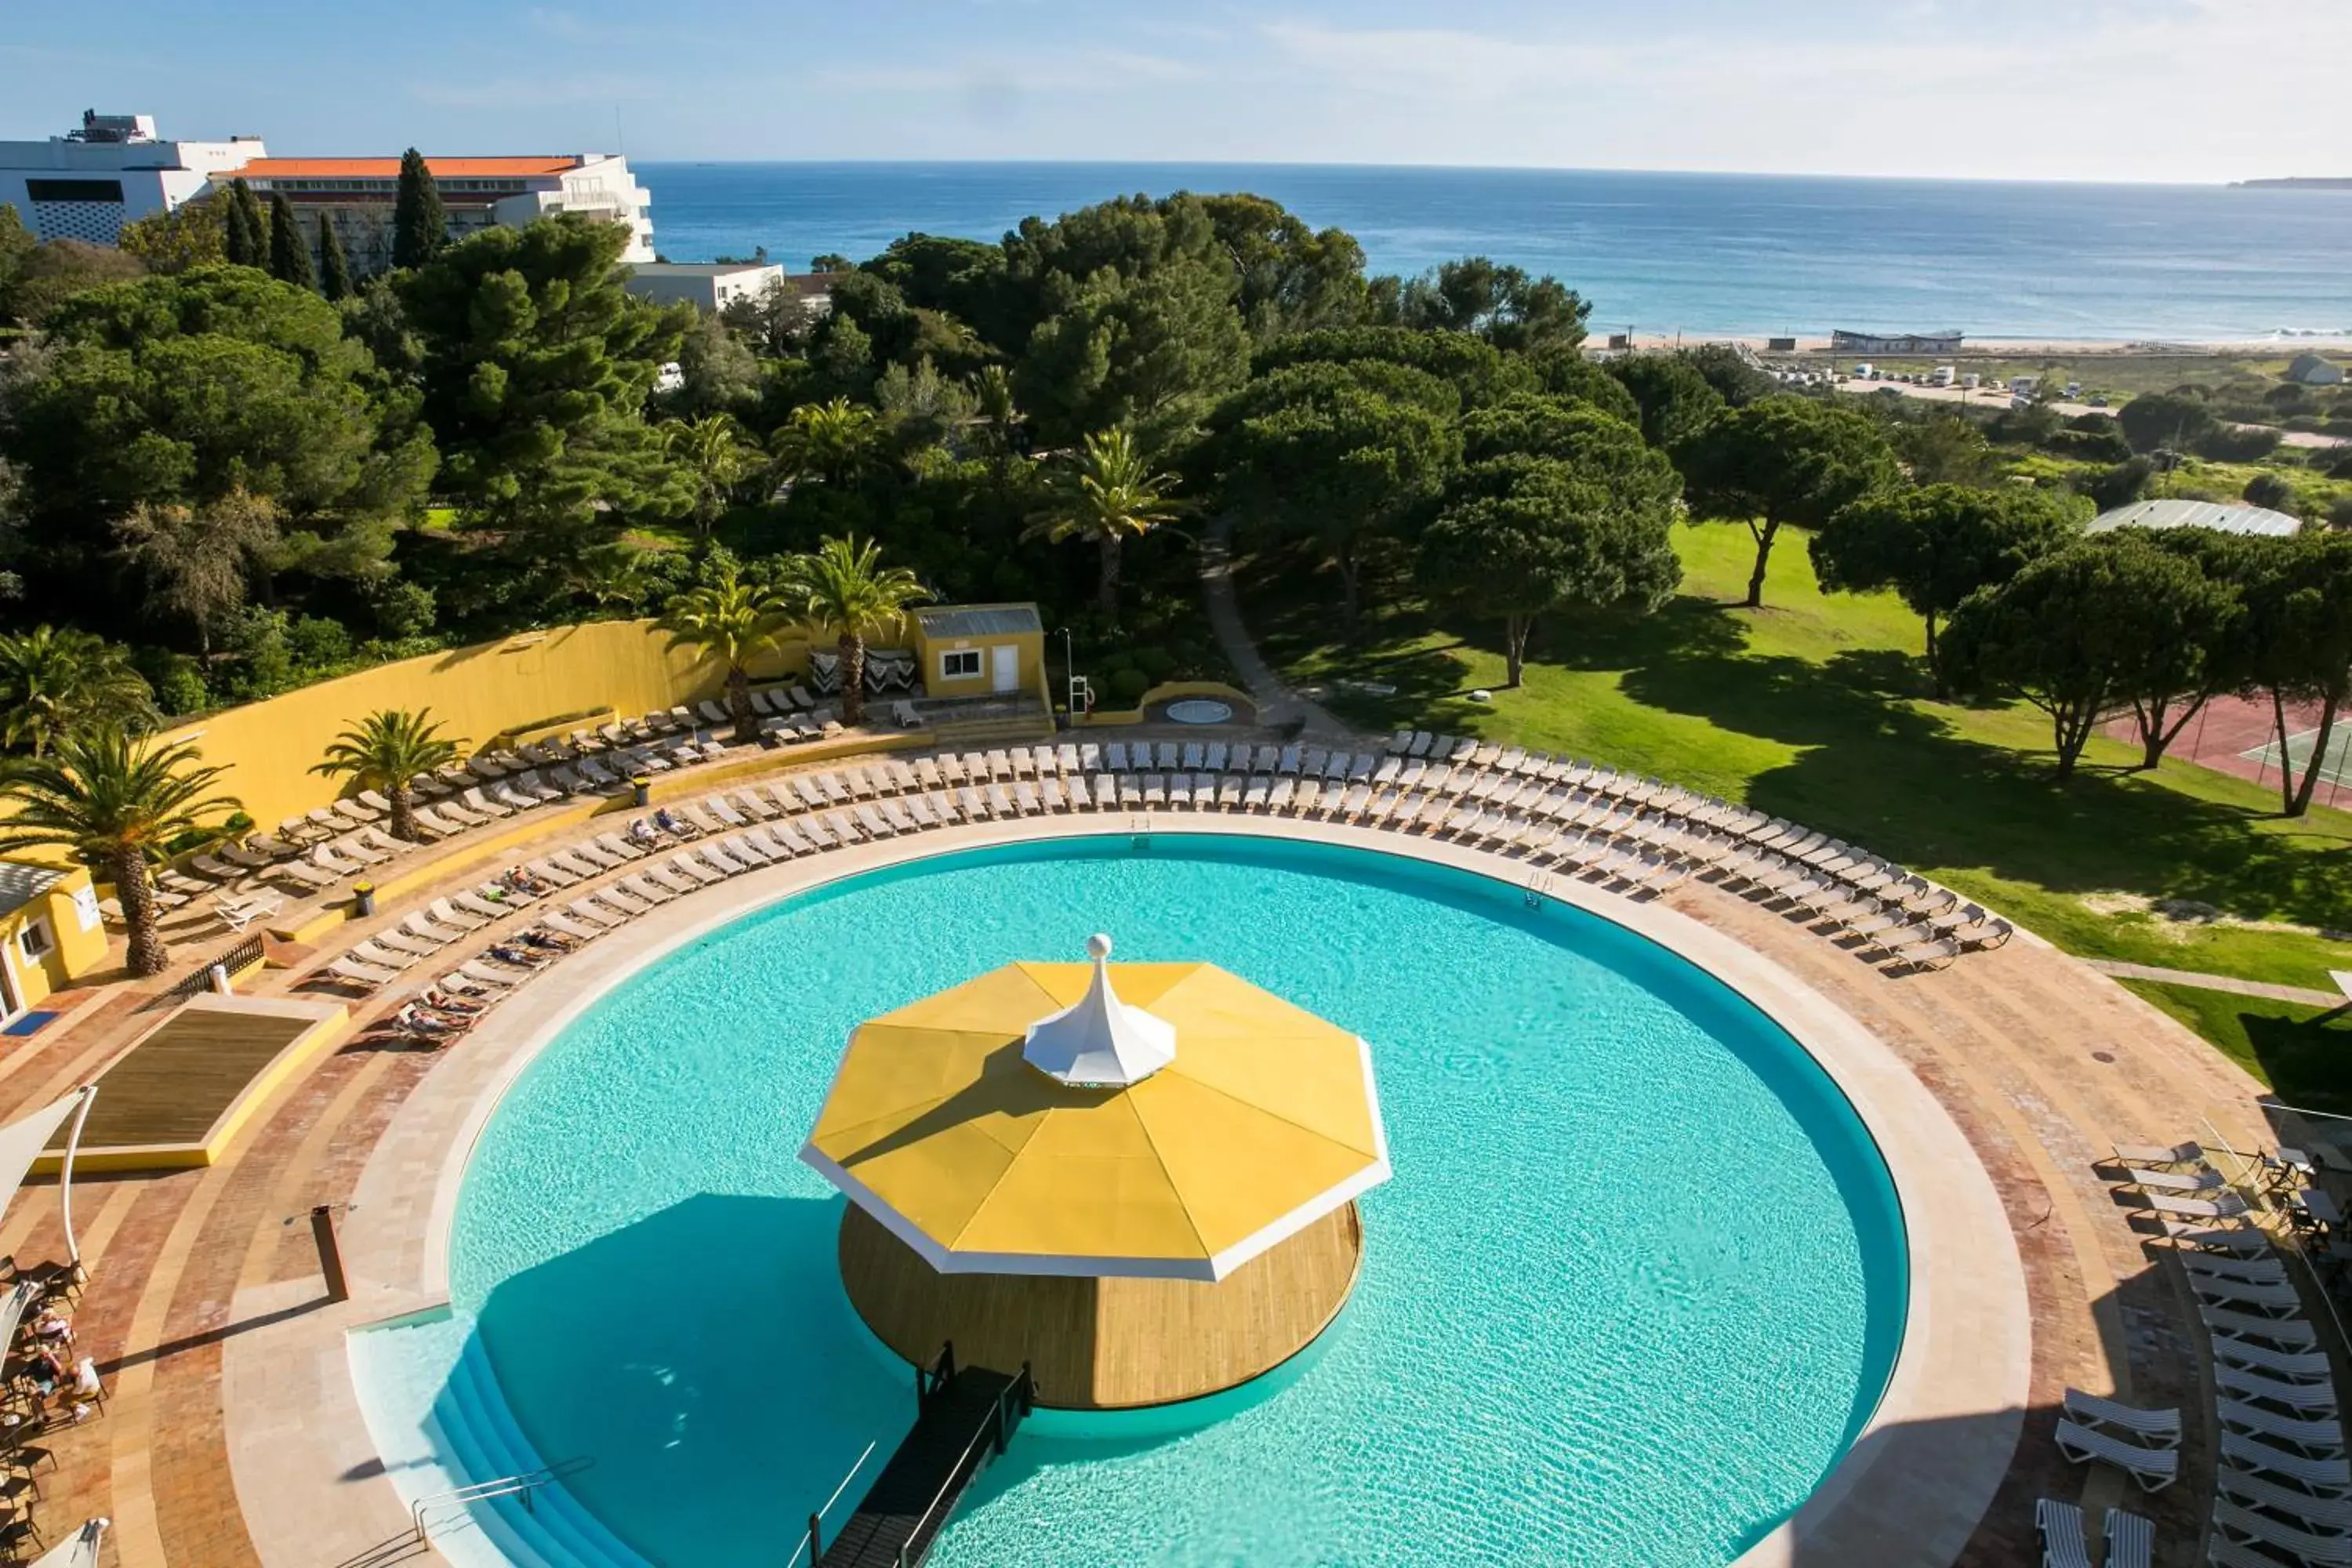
[217,152,655,278]
[0,111,263,244]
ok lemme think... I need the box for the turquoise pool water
[443,835,1906,1566]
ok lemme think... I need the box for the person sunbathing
[653,808,696,839]
[419,989,488,1016]
[517,927,580,953]
[485,942,547,969]
[626,818,664,848]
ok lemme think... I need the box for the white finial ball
[1087,932,1113,960]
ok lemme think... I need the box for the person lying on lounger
[420,988,488,1016]
[653,808,696,839]
[486,942,549,969]
[499,867,551,898]
[394,1005,471,1037]
[627,818,664,848]
[517,927,580,953]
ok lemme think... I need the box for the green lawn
[2120,981,2352,1113]
[1240,524,2352,1008]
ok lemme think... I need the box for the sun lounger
[2213,1467,2352,1534]
[2183,1252,2288,1287]
[681,847,739,880]
[2098,1508,2151,1568]
[2116,1142,2206,1168]
[2220,1430,2352,1490]
[2219,1397,2344,1454]
[347,939,419,972]
[2216,1359,2343,1413]
[2192,1273,2306,1316]
[2053,1417,2176,1490]
[2204,1305,2318,1347]
[2062,1390,2180,1447]
[2214,1337,2336,1383]
[2124,1166,2224,1193]
[375,929,444,959]
[1013,782,1043,816]
[853,804,892,838]
[2034,1498,2092,1568]
[2210,1499,2352,1566]
[2144,1190,2251,1221]
[2170,1225,2271,1254]
[597,832,651,863]
[771,822,818,855]
[822,810,864,844]
[324,956,399,989]
[216,891,285,932]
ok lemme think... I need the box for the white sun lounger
[2213,1467,2352,1534]
[2191,1273,2306,1316]
[325,956,400,989]
[2144,1190,2251,1221]
[2219,1397,2345,1454]
[2215,1337,2336,1382]
[2054,1418,2176,1490]
[2124,1166,2224,1194]
[2061,1389,2180,1447]
[2217,1359,2343,1412]
[2204,1304,2318,1347]
[2037,1498,2092,1568]
[2211,1498,2352,1565]
[595,832,648,863]
[2185,1252,2288,1285]
[2100,1508,2151,1568]
[2220,1429,2352,1490]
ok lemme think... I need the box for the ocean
[634,162,2352,345]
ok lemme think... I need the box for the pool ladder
[1524,870,1555,909]
[406,1455,593,1545]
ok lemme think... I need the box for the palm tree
[768,397,882,488]
[775,537,930,728]
[0,726,239,977]
[0,626,157,757]
[310,709,464,843]
[1025,428,1184,630]
[656,414,759,536]
[655,566,797,742]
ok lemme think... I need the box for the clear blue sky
[5,0,2343,182]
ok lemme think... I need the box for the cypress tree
[390,149,446,270]
[267,192,317,290]
[223,179,263,267]
[316,212,352,300]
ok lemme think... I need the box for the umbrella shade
[801,960,1389,1282]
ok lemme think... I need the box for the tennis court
[2156,694,2352,808]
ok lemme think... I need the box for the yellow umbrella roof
[799,948,1390,1282]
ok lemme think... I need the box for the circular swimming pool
[445,834,1907,1566]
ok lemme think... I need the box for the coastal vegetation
[0,177,2342,1073]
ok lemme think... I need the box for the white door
[989,644,1020,695]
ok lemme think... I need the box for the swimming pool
[389,833,1907,1566]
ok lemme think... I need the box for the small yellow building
[910,605,1048,706]
[0,862,108,1015]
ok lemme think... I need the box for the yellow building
[0,863,108,1014]
[910,605,1049,706]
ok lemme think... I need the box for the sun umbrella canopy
[800,943,1390,1282]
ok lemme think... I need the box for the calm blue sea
[635,162,2352,344]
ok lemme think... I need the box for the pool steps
[424,1333,649,1567]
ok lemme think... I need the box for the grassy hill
[1237,523,2352,1100]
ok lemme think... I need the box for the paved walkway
[1197,517,1349,739]
[2087,959,2348,1010]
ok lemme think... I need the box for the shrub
[151,655,209,719]
[2077,457,2155,512]
[2330,495,2352,532]
[2243,473,2298,513]
[1132,647,1179,681]
[1105,668,1150,702]
[2195,424,2282,463]
[288,614,354,670]
[369,579,437,640]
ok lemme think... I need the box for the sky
[5,0,2349,183]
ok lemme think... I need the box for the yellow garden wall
[161,619,804,837]
[0,869,109,1004]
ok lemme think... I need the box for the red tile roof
[236,156,584,180]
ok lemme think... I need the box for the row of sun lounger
[2080,1143,2352,1568]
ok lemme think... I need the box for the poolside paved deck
[0,725,2298,1568]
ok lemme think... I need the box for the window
[18,920,53,962]
[25,178,123,204]
[940,649,982,681]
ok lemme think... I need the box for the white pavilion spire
[1022,934,1178,1088]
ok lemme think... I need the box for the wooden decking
[839,1200,1363,1408]
[37,996,349,1171]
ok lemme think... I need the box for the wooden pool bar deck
[36,996,350,1174]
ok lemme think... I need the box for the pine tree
[390,149,446,270]
[223,179,263,267]
[315,212,351,300]
[267,193,317,290]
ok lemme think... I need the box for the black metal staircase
[810,1345,1034,1568]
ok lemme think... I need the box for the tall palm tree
[0,626,157,757]
[310,709,464,843]
[1025,428,1184,630]
[0,726,239,977]
[655,566,797,742]
[775,537,930,728]
[656,413,759,536]
[768,397,882,489]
